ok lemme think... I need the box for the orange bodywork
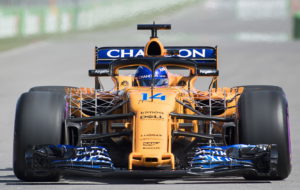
[66,84,244,169]
[66,36,245,170]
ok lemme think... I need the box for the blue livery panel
[95,46,217,65]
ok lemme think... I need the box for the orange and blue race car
[13,24,291,181]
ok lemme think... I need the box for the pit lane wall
[0,0,194,39]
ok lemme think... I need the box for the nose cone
[128,88,178,169]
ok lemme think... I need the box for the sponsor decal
[142,141,161,149]
[141,93,166,101]
[93,69,109,75]
[97,48,216,60]
[143,146,160,150]
[142,147,160,150]
[140,111,164,120]
[177,49,205,58]
[143,142,160,146]
[140,115,164,120]
[106,49,144,58]
[140,134,162,137]
[198,69,218,76]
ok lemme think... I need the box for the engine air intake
[147,41,162,56]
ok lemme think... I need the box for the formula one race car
[13,24,291,181]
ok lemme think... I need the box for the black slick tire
[13,91,66,181]
[238,85,291,180]
[29,86,75,93]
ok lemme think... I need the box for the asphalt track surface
[0,0,300,189]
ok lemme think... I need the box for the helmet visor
[138,78,168,87]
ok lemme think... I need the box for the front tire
[238,85,291,180]
[29,86,75,93]
[13,91,66,181]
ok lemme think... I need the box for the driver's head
[135,66,168,87]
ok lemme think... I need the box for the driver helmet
[134,66,168,86]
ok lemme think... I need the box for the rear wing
[92,46,218,77]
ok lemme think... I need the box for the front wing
[25,144,278,178]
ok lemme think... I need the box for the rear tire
[238,85,291,180]
[13,91,66,181]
